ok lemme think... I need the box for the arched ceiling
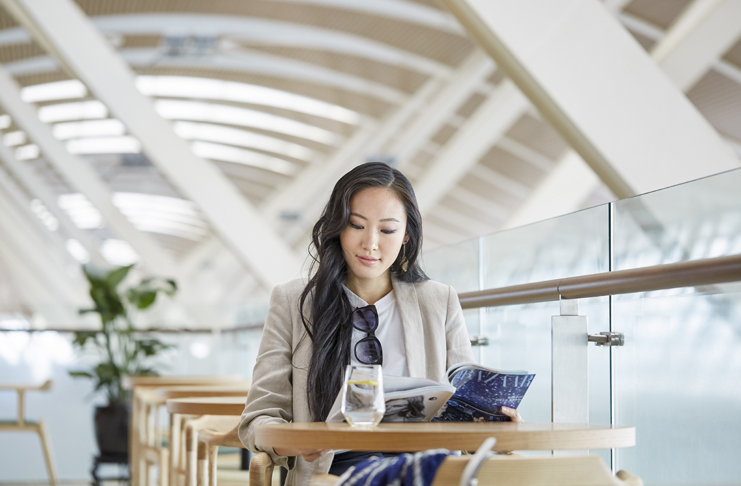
[0,0,739,328]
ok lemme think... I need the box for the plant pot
[94,402,129,456]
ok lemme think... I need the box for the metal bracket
[588,332,624,347]
[470,336,489,346]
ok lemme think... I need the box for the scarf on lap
[336,449,452,486]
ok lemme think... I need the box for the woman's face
[340,187,408,287]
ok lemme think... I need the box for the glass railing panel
[481,296,612,464]
[614,167,741,271]
[612,283,741,484]
[481,204,610,288]
[423,237,480,293]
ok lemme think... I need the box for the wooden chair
[0,380,58,486]
[249,440,644,486]
[195,419,244,486]
[125,376,244,486]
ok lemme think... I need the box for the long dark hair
[299,162,428,421]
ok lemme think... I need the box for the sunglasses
[351,305,383,365]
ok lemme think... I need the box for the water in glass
[341,364,384,427]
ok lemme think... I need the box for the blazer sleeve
[238,283,297,469]
[445,284,476,367]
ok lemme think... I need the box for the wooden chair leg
[160,448,169,486]
[169,414,181,486]
[207,445,218,486]
[185,423,197,486]
[249,452,274,486]
[196,440,207,486]
[37,421,58,486]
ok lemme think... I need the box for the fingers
[501,406,524,422]
[301,449,329,462]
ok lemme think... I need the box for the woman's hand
[501,406,524,422]
[273,446,329,462]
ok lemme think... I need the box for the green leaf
[72,331,96,347]
[106,264,134,289]
[69,370,94,379]
[134,291,157,309]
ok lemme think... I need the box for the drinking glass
[341,364,385,427]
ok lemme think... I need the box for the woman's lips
[357,256,379,266]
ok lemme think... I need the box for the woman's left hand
[500,406,523,422]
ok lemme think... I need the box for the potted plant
[69,264,176,457]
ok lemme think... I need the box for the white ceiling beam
[0,65,176,276]
[503,0,741,229]
[263,71,449,241]
[5,49,408,106]
[651,0,741,92]
[0,239,75,325]
[0,142,107,267]
[440,0,739,198]
[414,80,530,214]
[447,186,510,220]
[3,0,304,289]
[603,0,633,13]
[88,14,451,77]
[0,163,75,262]
[502,151,600,230]
[390,50,495,170]
[0,186,86,308]
[496,136,554,172]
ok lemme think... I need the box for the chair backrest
[432,454,641,486]
[0,380,53,426]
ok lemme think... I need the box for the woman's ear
[403,234,410,245]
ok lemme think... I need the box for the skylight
[21,79,88,103]
[15,144,40,161]
[52,119,126,139]
[155,99,337,145]
[57,193,103,229]
[3,130,26,147]
[173,121,315,162]
[30,199,59,232]
[191,141,296,175]
[101,239,139,266]
[136,75,360,124]
[65,238,90,264]
[65,136,141,155]
[37,100,108,123]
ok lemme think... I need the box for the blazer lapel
[393,276,425,377]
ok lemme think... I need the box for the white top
[344,286,409,377]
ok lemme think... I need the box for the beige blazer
[238,276,474,486]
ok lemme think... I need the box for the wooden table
[166,396,247,416]
[159,388,249,486]
[255,422,635,452]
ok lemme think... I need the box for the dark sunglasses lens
[353,307,377,331]
[356,339,382,364]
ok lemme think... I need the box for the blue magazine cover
[433,364,535,422]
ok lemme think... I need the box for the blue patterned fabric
[335,449,452,486]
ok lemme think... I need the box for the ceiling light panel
[52,119,126,139]
[191,141,296,175]
[37,100,108,123]
[137,75,360,125]
[65,136,141,155]
[21,80,88,103]
[173,121,315,162]
[155,99,338,145]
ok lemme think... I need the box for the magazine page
[326,375,455,423]
[434,365,535,422]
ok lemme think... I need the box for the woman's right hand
[274,446,329,462]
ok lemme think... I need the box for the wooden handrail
[458,253,741,309]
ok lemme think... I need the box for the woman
[238,162,520,485]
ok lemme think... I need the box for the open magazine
[326,363,535,423]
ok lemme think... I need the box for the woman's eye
[381,229,396,234]
[349,223,363,229]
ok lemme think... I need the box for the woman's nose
[362,232,378,250]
